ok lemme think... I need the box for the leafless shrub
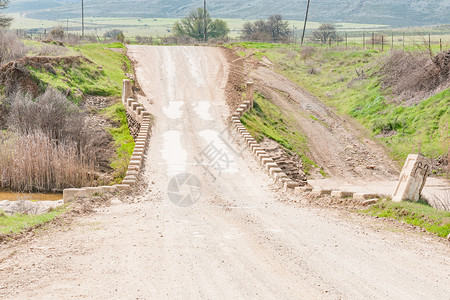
[300,46,315,61]
[306,61,320,75]
[160,35,196,45]
[423,189,450,212]
[0,131,96,192]
[378,50,450,105]
[286,50,298,60]
[0,30,27,65]
[8,87,84,141]
[49,26,64,40]
[135,35,153,44]
[34,44,68,56]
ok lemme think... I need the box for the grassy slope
[241,93,318,174]
[103,103,135,182]
[233,42,449,167]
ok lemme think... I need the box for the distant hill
[5,0,450,27]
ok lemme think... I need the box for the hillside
[6,0,450,27]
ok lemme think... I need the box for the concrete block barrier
[331,191,354,198]
[284,181,299,191]
[63,188,87,203]
[114,184,131,192]
[82,187,97,195]
[260,157,273,165]
[265,162,278,171]
[273,172,288,184]
[122,180,135,186]
[269,167,283,176]
[353,193,378,201]
[101,186,117,194]
[129,160,142,167]
[128,164,140,171]
[295,187,313,193]
[123,175,137,182]
[126,170,139,177]
[312,189,332,196]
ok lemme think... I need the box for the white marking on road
[198,129,239,174]
[193,101,213,120]
[161,130,187,177]
[185,48,206,87]
[162,101,184,119]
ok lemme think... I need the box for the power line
[301,0,311,46]
[82,0,84,37]
[203,0,207,42]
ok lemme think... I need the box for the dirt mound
[0,55,93,98]
[432,50,450,80]
[221,47,245,113]
[379,50,450,105]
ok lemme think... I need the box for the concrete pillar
[246,81,254,108]
[392,154,431,202]
[123,80,132,104]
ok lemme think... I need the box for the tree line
[0,1,339,45]
[172,7,337,44]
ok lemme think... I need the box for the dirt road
[0,46,449,299]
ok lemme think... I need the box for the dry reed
[0,131,96,192]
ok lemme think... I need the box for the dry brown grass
[0,88,113,192]
[0,30,27,66]
[0,131,96,192]
[379,50,450,105]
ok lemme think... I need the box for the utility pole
[82,0,84,38]
[301,0,311,46]
[203,0,207,43]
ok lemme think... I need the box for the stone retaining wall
[63,80,151,203]
[232,82,300,191]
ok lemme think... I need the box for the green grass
[0,205,67,235]
[362,200,450,238]
[27,43,130,103]
[103,103,135,182]
[233,43,449,166]
[241,92,317,174]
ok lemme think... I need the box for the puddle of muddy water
[0,190,63,202]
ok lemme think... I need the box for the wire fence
[11,27,450,54]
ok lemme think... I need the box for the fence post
[403,32,405,51]
[391,32,394,49]
[122,79,132,105]
[382,35,384,51]
[363,32,365,49]
[440,38,443,53]
[345,33,348,49]
[372,32,374,49]
[246,81,254,108]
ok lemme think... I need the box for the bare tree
[268,15,291,42]
[312,23,338,43]
[0,0,12,28]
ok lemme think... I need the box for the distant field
[7,13,450,47]
[8,13,389,39]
